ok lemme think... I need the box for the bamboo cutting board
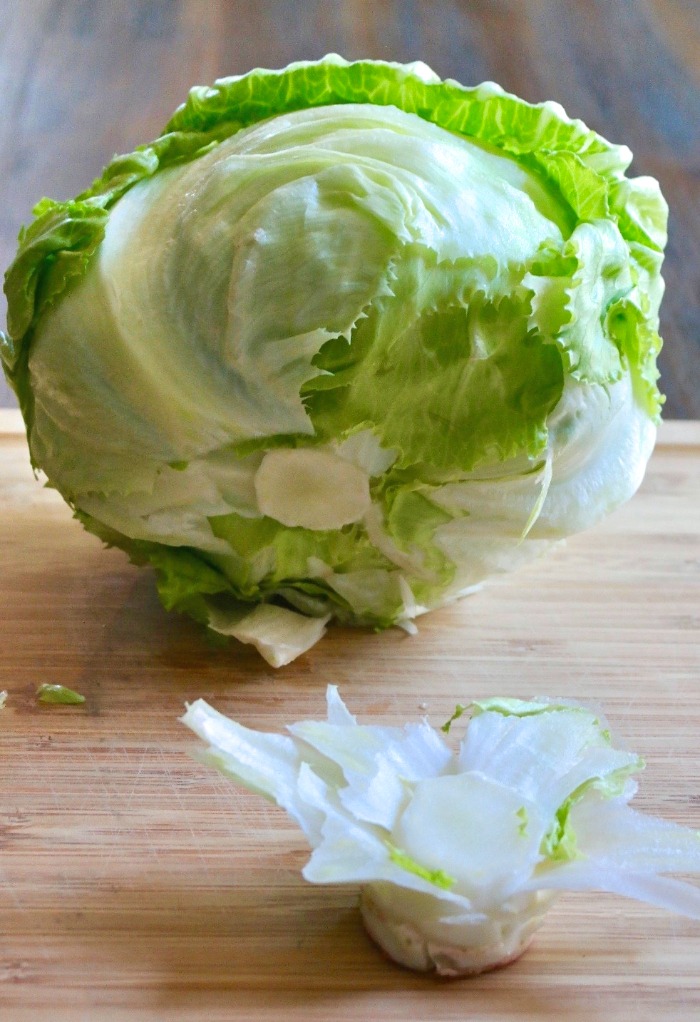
[1,409,699,1021]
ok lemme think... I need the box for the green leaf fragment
[470,697,577,718]
[540,756,645,863]
[441,703,467,733]
[540,802,580,862]
[36,684,86,705]
[516,806,529,837]
[386,840,456,890]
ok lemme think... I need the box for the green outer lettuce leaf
[304,257,565,473]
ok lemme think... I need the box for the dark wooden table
[1,0,698,415]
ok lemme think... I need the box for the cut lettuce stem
[181,687,700,976]
[359,883,556,976]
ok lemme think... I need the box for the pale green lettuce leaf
[205,602,330,668]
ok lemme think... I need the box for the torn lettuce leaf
[205,602,331,669]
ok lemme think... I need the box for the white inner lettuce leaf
[305,557,411,622]
[391,772,544,902]
[429,372,655,602]
[254,447,371,530]
[76,447,264,553]
[332,429,398,477]
[205,602,331,668]
[533,374,657,535]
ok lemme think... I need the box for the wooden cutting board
[2,408,699,1021]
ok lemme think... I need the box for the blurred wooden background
[1,0,698,416]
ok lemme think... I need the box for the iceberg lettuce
[1,56,667,664]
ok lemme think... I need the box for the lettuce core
[182,688,700,976]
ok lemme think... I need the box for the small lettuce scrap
[36,683,86,705]
[182,688,700,976]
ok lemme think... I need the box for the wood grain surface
[1,409,699,1020]
[0,0,699,415]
